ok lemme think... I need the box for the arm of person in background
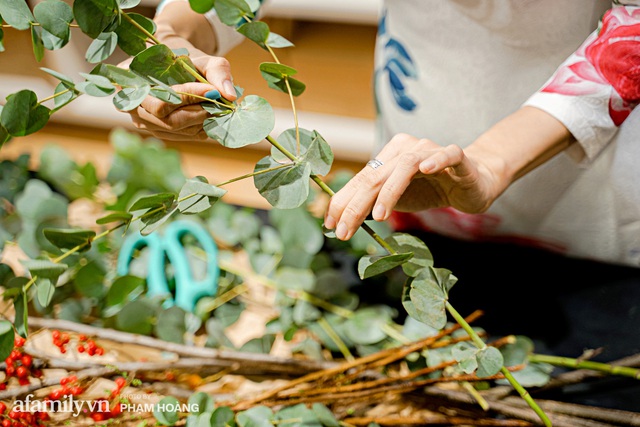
[325,1,640,241]
[122,0,245,141]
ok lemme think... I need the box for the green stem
[217,163,292,186]
[317,317,354,361]
[22,276,38,293]
[52,226,121,264]
[445,301,552,427]
[121,12,160,45]
[529,353,640,380]
[37,88,71,106]
[174,91,235,111]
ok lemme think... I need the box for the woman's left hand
[324,133,503,240]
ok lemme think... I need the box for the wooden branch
[343,415,533,426]
[26,317,334,377]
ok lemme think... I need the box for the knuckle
[343,204,364,222]
[398,152,420,169]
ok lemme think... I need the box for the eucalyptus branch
[36,88,71,106]
[445,301,551,427]
[217,163,292,186]
[529,353,640,380]
[317,317,354,361]
[121,12,160,45]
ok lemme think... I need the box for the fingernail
[204,89,221,100]
[421,159,436,173]
[223,80,235,97]
[324,215,336,230]
[336,222,348,240]
[372,204,386,221]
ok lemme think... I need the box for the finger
[373,152,425,221]
[141,82,216,118]
[374,133,421,162]
[419,144,467,175]
[199,56,237,101]
[326,164,391,240]
[132,105,210,131]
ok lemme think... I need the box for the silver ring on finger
[366,158,384,170]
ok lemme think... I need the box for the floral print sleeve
[523,1,640,162]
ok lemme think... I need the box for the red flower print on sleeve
[542,6,640,126]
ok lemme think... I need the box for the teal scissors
[116,220,219,312]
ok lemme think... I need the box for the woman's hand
[324,133,504,241]
[124,55,237,142]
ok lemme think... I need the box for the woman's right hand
[124,55,237,142]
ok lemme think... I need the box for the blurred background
[0,0,382,208]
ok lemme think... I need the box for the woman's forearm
[153,1,218,58]
[464,106,576,202]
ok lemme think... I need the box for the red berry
[91,413,105,421]
[60,333,70,344]
[60,377,69,386]
[77,345,85,353]
[15,366,28,379]
[78,335,88,342]
[5,366,15,377]
[9,350,20,360]
[13,337,25,348]
[87,348,95,356]
[0,402,7,414]
[48,389,63,400]
[17,378,29,386]
[70,386,83,396]
[52,331,60,340]
[31,369,42,378]
[86,341,97,351]
[59,347,66,354]
[95,347,104,356]
[20,355,32,368]
[115,377,126,389]
[7,410,18,420]
[67,375,77,384]
[1,419,9,427]
[36,411,49,420]
[0,384,6,391]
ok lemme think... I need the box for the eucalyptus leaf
[0,90,50,136]
[499,362,553,388]
[311,403,339,427]
[76,73,116,97]
[274,404,321,427]
[33,0,72,39]
[385,233,433,277]
[344,306,394,345]
[119,0,141,8]
[357,252,413,279]
[188,0,214,14]
[116,299,155,335]
[178,177,227,214]
[204,95,274,148]
[30,26,44,62]
[155,306,187,343]
[236,405,274,427]
[239,334,275,354]
[40,27,67,50]
[0,0,35,30]
[52,82,77,112]
[211,406,235,427]
[476,346,504,378]
[213,0,252,26]
[113,84,151,111]
[271,128,332,175]
[41,67,74,86]
[188,392,214,415]
[267,32,293,48]
[130,44,196,85]
[253,156,310,209]
[74,261,106,298]
[92,63,149,88]
[153,396,180,426]
[73,0,119,39]
[20,259,68,281]
[115,12,156,56]
[85,32,118,63]
[0,320,14,362]
[36,278,55,307]
[149,77,182,104]
[129,192,176,212]
[104,275,145,316]
[0,26,4,53]
[259,63,305,96]
[96,211,133,225]
[12,285,28,338]
[237,21,269,49]
[43,228,96,251]
[404,267,455,330]
[500,335,535,367]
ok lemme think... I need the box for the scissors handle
[116,233,172,302]
[164,220,219,312]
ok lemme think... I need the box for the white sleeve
[522,3,640,163]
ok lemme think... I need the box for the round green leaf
[404,268,449,330]
[187,392,214,415]
[358,252,413,279]
[104,275,145,316]
[40,67,74,86]
[115,12,156,56]
[30,26,44,62]
[188,0,213,13]
[476,346,504,378]
[178,178,227,214]
[0,90,50,136]
[73,0,119,39]
[116,299,155,335]
[129,192,176,212]
[33,0,72,39]
[211,406,235,427]
[52,82,78,112]
[253,156,310,209]
[155,306,187,344]
[0,0,34,30]
[113,84,151,111]
[40,27,67,50]
[237,21,269,49]
[267,32,293,49]
[271,128,333,176]
[92,63,148,88]
[311,403,339,427]
[204,95,274,148]
[344,306,393,345]
[236,405,274,427]
[43,228,96,251]
[96,211,133,225]
[85,31,118,63]
[154,396,180,426]
[20,259,68,281]
[385,233,433,277]
[0,320,15,361]
[213,0,252,25]
[74,261,106,298]
[36,277,55,307]
[76,73,116,97]
[119,0,141,9]
[130,44,196,85]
